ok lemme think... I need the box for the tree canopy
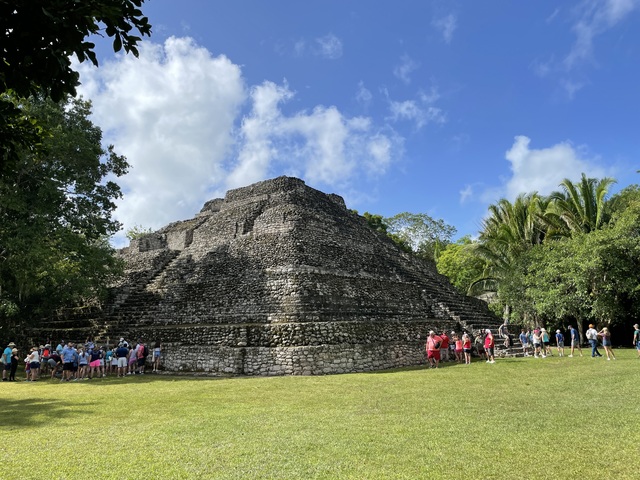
[452,174,640,331]
[0,95,127,320]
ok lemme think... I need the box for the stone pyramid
[42,176,500,375]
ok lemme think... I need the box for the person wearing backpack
[425,330,442,369]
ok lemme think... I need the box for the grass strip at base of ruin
[1,349,638,479]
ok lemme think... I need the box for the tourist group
[424,323,640,369]
[2,338,162,382]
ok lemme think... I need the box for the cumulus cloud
[501,135,608,200]
[76,37,400,245]
[393,54,420,84]
[230,81,401,187]
[432,13,458,44]
[77,36,246,244]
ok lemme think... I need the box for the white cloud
[501,135,608,200]
[565,0,639,69]
[77,37,401,245]
[432,13,458,44]
[355,81,372,108]
[386,86,446,130]
[315,33,343,59]
[393,54,419,84]
[459,185,473,204]
[77,36,246,245]
[231,81,401,187]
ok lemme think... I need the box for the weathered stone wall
[30,176,500,376]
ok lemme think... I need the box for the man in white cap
[2,342,16,381]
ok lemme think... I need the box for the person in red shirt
[484,329,495,364]
[426,330,443,369]
[439,331,450,362]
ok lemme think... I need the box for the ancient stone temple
[37,176,500,375]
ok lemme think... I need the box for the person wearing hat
[585,324,602,358]
[425,330,443,369]
[2,342,16,381]
[555,329,565,357]
[633,324,640,358]
[9,348,19,381]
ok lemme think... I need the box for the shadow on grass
[0,398,99,427]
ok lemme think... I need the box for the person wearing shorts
[462,333,472,365]
[632,324,640,358]
[484,329,495,364]
[567,325,583,357]
[425,330,442,369]
[555,330,565,357]
[61,342,76,381]
[152,341,161,373]
[116,344,129,377]
[519,329,530,357]
[3,342,16,381]
[532,329,542,358]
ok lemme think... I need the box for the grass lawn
[2,349,639,479]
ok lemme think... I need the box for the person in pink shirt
[425,330,443,369]
[453,334,463,363]
[484,329,495,364]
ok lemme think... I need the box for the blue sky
[77,0,640,246]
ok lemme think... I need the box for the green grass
[2,350,639,479]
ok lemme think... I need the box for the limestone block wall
[28,176,500,376]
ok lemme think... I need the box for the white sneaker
[534,355,539,358]
[607,358,611,361]
[568,354,573,357]
[489,360,495,364]
[486,360,490,363]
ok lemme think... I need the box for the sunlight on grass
[2,351,639,479]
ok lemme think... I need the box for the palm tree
[546,174,616,235]
[469,193,549,319]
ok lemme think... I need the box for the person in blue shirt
[61,342,77,381]
[3,342,16,381]
[519,329,530,357]
[555,330,565,357]
[567,325,583,357]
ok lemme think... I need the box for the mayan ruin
[31,176,500,375]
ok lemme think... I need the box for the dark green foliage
[0,96,127,319]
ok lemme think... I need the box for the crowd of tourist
[2,337,162,382]
[424,322,640,368]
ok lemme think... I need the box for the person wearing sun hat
[3,342,16,381]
